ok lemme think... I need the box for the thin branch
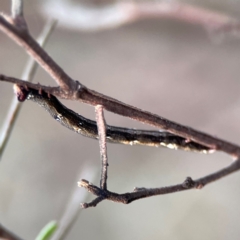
[0,75,60,94]
[0,223,24,240]
[1,1,240,206]
[95,105,108,190]
[0,15,74,90]
[1,3,240,157]
[11,0,23,18]
[0,20,56,159]
[81,196,104,209]
[1,76,240,158]
[79,159,240,207]
[11,0,27,31]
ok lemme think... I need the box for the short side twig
[79,159,240,206]
[1,1,240,158]
[79,105,109,208]
[0,223,24,240]
[95,105,108,190]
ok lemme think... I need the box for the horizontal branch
[79,158,240,207]
[1,75,240,158]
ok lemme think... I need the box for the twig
[1,0,240,207]
[11,0,23,18]
[1,3,240,157]
[11,0,27,31]
[0,20,56,159]
[1,76,240,158]
[79,158,240,207]
[0,223,24,240]
[95,105,108,190]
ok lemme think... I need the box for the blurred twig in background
[42,0,240,38]
[0,19,57,159]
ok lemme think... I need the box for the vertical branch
[11,0,27,30]
[0,20,56,159]
[11,0,23,18]
[95,105,108,190]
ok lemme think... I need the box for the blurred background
[1,0,240,239]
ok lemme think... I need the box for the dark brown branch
[77,88,240,156]
[0,75,61,94]
[1,4,240,157]
[0,223,24,240]
[81,196,104,208]
[1,75,240,158]
[1,0,240,208]
[95,105,108,190]
[79,159,240,207]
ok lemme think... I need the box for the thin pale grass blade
[0,19,57,159]
[50,164,97,240]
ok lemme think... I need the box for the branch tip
[182,177,195,189]
[78,179,89,188]
[13,84,28,102]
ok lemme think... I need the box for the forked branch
[1,1,240,155]
[79,158,240,207]
[1,0,240,211]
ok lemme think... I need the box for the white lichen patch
[160,142,178,150]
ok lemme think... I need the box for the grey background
[1,0,240,239]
